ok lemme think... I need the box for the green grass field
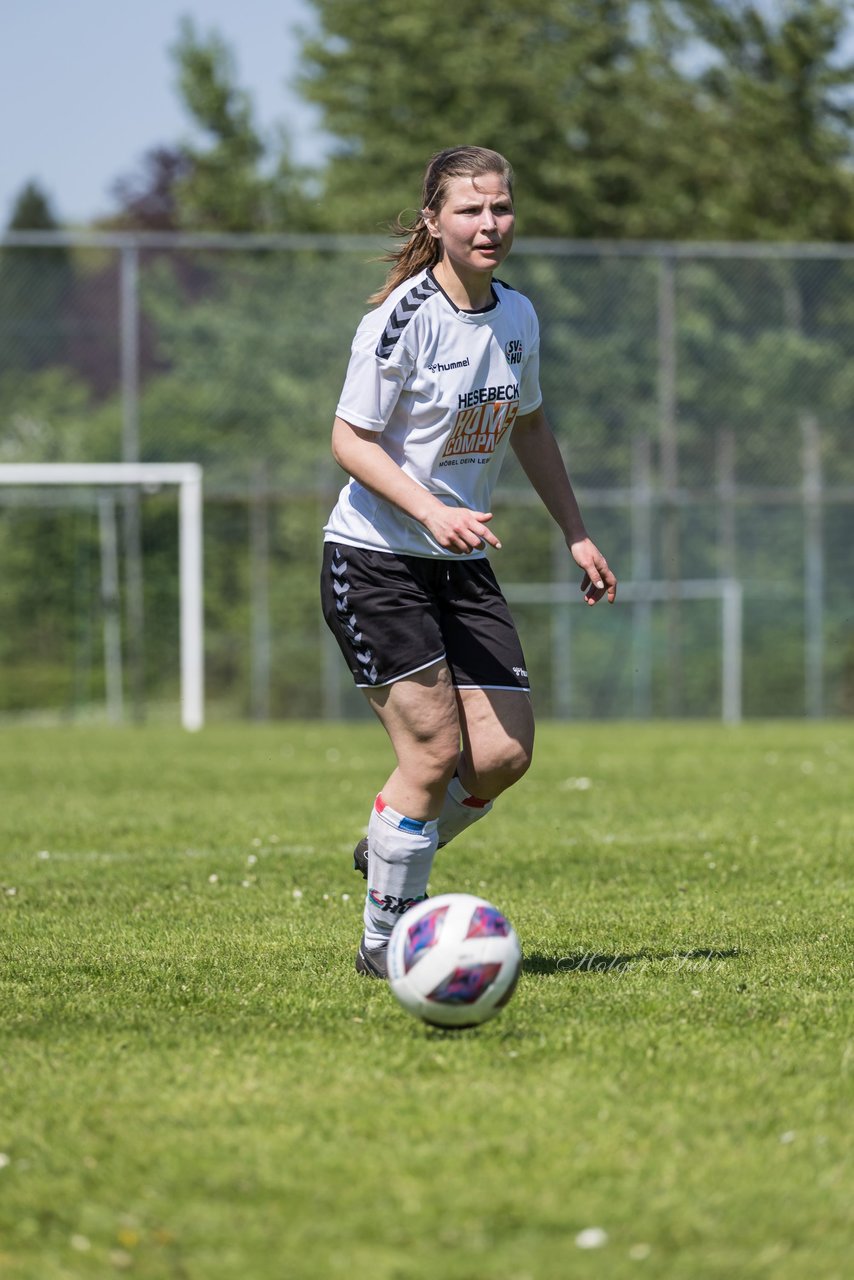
[1,721,851,1279]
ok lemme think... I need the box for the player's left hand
[569,538,617,605]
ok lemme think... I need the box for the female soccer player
[321,145,616,977]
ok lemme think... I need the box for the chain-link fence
[1,231,852,723]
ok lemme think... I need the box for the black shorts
[321,542,530,691]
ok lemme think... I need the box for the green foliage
[171,18,264,230]
[677,0,854,239]
[168,19,315,231]
[135,247,380,488]
[0,504,101,715]
[0,371,121,718]
[4,2,854,720]
[0,183,74,371]
[298,0,690,236]
[0,722,851,1278]
[504,254,661,482]
[0,368,117,464]
[100,1,854,241]
[299,0,854,240]
[2,242,853,720]
[5,182,59,233]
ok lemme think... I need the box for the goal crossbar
[0,463,204,731]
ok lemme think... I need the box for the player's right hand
[424,505,502,554]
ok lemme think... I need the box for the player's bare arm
[331,416,501,553]
[511,407,617,605]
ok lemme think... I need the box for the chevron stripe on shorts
[375,275,440,360]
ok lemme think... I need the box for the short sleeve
[518,311,542,415]
[335,338,410,433]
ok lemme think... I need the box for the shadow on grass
[524,947,742,975]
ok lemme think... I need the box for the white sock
[436,774,493,849]
[363,796,438,951]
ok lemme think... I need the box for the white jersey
[323,267,542,558]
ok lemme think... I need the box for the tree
[0,182,73,371]
[676,0,854,240]
[297,0,854,241]
[167,18,315,231]
[109,146,192,231]
[101,3,854,240]
[298,0,696,236]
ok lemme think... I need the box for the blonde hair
[368,146,514,305]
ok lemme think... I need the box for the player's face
[426,173,515,277]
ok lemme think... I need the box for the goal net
[0,463,203,730]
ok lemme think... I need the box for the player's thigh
[363,661,461,777]
[456,685,535,789]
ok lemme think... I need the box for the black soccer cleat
[355,934,388,979]
[353,837,368,880]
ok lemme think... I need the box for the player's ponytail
[368,146,514,305]
[367,212,441,304]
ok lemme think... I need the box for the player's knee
[474,740,533,797]
[497,741,533,788]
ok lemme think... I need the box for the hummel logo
[427,357,470,374]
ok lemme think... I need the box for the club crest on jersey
[505,338,523,365]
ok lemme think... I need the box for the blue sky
[0,0,324,226]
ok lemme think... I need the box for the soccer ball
[386,893,522,1028]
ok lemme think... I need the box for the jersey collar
[426,268,500,317]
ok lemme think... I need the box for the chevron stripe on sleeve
[375,275,440,360]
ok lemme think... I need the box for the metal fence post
[716,428,737,580]
[721,579,743,724]
[119,241,146,722]
[658,254,682,715]
[3,230,854,723]
[98,493,124,723]
[631,432,653,717]
[249,462,272,720]
[801,414,824,718]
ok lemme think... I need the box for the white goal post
[0,463,204,731]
